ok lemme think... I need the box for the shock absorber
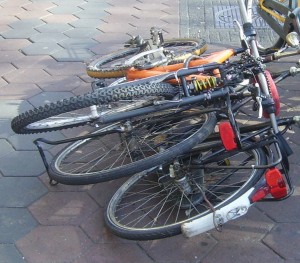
[189,76,218,95]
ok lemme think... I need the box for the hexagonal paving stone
[42,14,78,24]
[0,119,14,139]
[15,10,51,20]
[80,208,132,244]
[0,208,37,243]
[29,192,99,225]
[0,151,47,177]
[8,131,65,151]
[8,18,45,29]
[51,48,95,62]
[43,61,85,76]
[3,68,52,84]
[0,39,31,51]
[38,75,85,92]
[0,50,25,63]
[0,244,24,263]
[28,91,74,107]
[0,177,48,207]
[35,23,73,33]
[139,234,217,262]
[48,5,82,14]
[0,139,14,158]
[29,32,68,43]
[16,226,93,263]
[1,28,40,39]
[22,1,56,11]
[73,243,153,263]
[0,62,17,75]
[21,42,63,55]
[263,223,300,260]
[211,206,275,242]
[0,99,33,118]
[63,28,101,38]
[12,55,57,69]
[0,76,7,87]
[74,9,108,19]
[59,38,99,49]
[203,241,284,263]
[69,18,104,28]
[0,0,31,8]
[88,178,127,208]
[0,83,42,100]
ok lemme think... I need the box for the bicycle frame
[257,0,300,40]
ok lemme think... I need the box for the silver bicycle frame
[239,0,279,133]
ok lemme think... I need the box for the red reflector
[265,168,287,199]
[251,168,287,203]
[219,122,237,151]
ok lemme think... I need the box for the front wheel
[104,141,267,240]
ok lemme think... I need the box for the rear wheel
[104,141,267,240]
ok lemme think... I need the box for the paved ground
[0,0,300,262]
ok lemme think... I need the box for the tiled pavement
[0,0,300,262]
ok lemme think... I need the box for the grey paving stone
[21,42,63,55]
[51,48,95,62]
[69,18,104,28]
[35,23,73,33]
[0,244,25,263]
[0,139,14,158]
[0,208,37,243]
[8,131,65,151]
[0,83,43,100]
[63,28,101,38]
[28,91,74,107]
[74,9,107,19]
[0,119,14,139]
[203,241,284,263]
[43,61,85,76]
[37,75,86,92]
[0,42,22,61]
[8,18,45,29]
[48,5,82,14]
[58,38,98,50]
[1,28,40,39]
[0,177,48,207]
[263,223,300,260]
[0,151,47,177]
[29,32,68,43]
[0,99,32,118]
[16,226,93,263]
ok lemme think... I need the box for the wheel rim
[106,145,264,236]
[52,108,209,177]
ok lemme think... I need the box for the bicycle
[101,0,300,239]
[86,27,208,78]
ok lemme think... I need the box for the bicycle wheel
[253,0,295,54]
[105,141,267,240]
[86,38,208,78]
[48,108,217,185]
[11,82,178,134]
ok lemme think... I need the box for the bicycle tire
[11,82,178,134]
[254,0,294,54]
[48,108,217,185]
[105,141,267,240]
[86,38,208,79]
